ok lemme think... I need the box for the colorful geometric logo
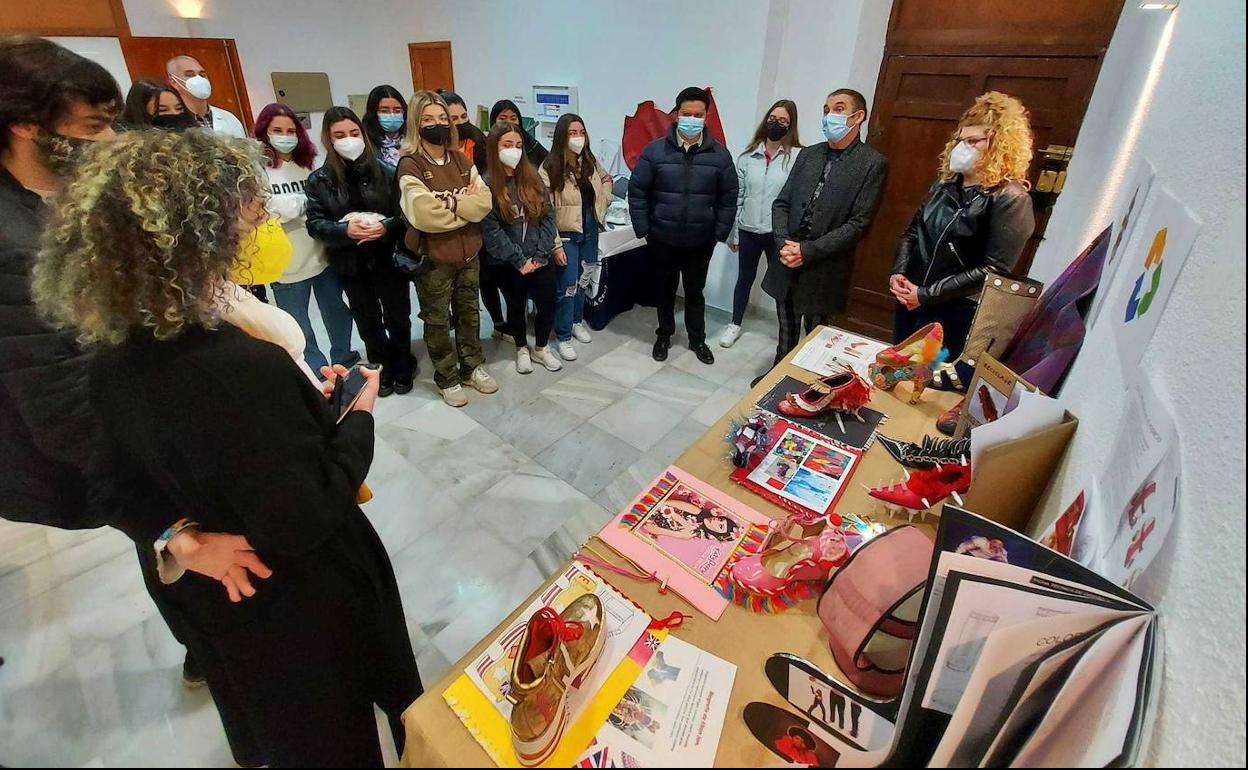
[1124,227,1167,322]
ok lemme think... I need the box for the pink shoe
[730,516,850,598]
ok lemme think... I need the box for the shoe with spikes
[866,457,971,522]
[877,435,971,470]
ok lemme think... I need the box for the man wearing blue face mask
[629,86,738,364]
[768,89,887,364]
[166,54,246,138]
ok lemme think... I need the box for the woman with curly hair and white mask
[890,91,1036,364]
[33,129,421,767]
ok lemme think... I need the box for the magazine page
[577,636,736,768]
[928,610,1144,767]
[1004,615,1151,767]
[742,423,861,516]
[792,326,887,380]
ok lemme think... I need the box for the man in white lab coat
[166,54,246,138]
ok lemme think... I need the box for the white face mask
[949,141,981,174]
[567,136,586,155]
[333,136,366,161]
[180,74,213,101]
[499,147,523,169]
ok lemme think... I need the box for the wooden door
[843,0,1122,339]
[119,36,254,132]
[409,42,455,93]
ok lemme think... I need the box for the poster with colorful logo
[1110,184,1200,376]
[1088,158,1155,327]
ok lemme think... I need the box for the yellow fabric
[231,217,293,286]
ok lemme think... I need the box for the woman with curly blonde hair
[889,90,1036,371]
[34,129,421,766]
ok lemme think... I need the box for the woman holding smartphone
[33,129,420,767]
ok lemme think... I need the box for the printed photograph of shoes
[865,457,971,523]
[868,322,948,404]
[744,701,843,768]
[508,596,605,767]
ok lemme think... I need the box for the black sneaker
[691,342,715,365]
[379,377,396,398]
[394,378,414,395]
[181,650,207,689]
[652,336,671,362]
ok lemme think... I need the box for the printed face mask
[35,131,95,176]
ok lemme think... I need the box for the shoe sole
[469,382,499,394]
[513,700,570,767]
[559,349,578,361]
[181,676,208,690]
[538,360,562,372]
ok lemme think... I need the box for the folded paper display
[596,466,773,621]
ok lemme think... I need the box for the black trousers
[651,238,715,345]
[775,291,832,364]
[893,297,977,360]
[734,230,777,325]
[479,259,508,326]
[341,263,415,382]
[500,260,557,349]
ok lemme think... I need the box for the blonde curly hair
[33,129,266,345]
[938,91,1033,189]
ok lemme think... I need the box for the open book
[781,506,1159,767]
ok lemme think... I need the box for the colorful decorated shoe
[777,367,873,420]
[867,457,971,523]
[877,435,971,470]
[868,323,948,404]
[936,402,962,436]
[508,595,606,767]
[730,516,850,599]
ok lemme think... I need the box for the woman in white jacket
[718,99,802,348]
[254,102,359,373]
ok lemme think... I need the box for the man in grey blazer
[768,88,887,364]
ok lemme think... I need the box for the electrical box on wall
[272,72,333,113]
[532,85,578,143]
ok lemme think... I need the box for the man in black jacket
[769,88,888,363]
[629,87,738,364]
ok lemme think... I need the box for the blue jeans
[272,267,358,372]
[554,222,601,341]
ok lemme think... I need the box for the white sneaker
[571,321,593,344]
[441,384,469,408]
[515,347,534,374]
[532,346,564,372]
[557,340,578,361]
[468,366,499,394]
[718,323,743,348]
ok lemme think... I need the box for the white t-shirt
[210,105,247,138]
[264,160,327,283]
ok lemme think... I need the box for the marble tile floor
[0,302,776,767]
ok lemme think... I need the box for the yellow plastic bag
[232,217,293,286]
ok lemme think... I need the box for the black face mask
[764,119,788,142]
[152,112,198,131]
[419,124,451,147]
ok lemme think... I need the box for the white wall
[1026,2,1247,767]
[48,36,132,95]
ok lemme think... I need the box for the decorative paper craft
[732,420,862,520]
[597,467,773,620]
[755,375,888,450]
[442,562,665,767]
[576,636,737,767]
[792,326,889,381]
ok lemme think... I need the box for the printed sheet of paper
[577,636,737,768]
[1090,158,1155,327]
[745,426,859,515]
[792,326,887,381]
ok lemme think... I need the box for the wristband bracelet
[155,518,199,553]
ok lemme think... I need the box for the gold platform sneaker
[508,595,606,767]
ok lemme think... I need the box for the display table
[399,328,961,767]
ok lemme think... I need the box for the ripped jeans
[553,219,601,341]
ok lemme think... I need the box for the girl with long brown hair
[718,98,801,348]
[539,113,614,361]
[481,121,562,374]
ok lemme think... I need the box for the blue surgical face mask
[822,112,857,143]
[676,115,705,139]
[378,114,405,133]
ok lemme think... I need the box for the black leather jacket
[305,160,403,277]
[893,177,1035,305]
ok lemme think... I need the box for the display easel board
[961,412,1078,533]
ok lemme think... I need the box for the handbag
[391,240,424,278]
[816,525,933,698]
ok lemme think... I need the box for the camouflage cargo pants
[414,258,484,389]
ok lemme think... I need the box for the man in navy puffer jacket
[629,87,737,364]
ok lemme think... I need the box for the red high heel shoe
[777,367,872,423]
[869,323,948,404]
[866,457,971,523]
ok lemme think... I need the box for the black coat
[0,166,101,528]
[305,160,404,277]
[893,177,1035,305]
[628,125,738,247]
[480,176,558,270]
[769,140,888,315]
[89,324,421,764]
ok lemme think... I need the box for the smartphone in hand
[330,364,377,422]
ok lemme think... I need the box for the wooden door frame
[408,41,455,93]
[0,0,131,37]
[121,36,255,133]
